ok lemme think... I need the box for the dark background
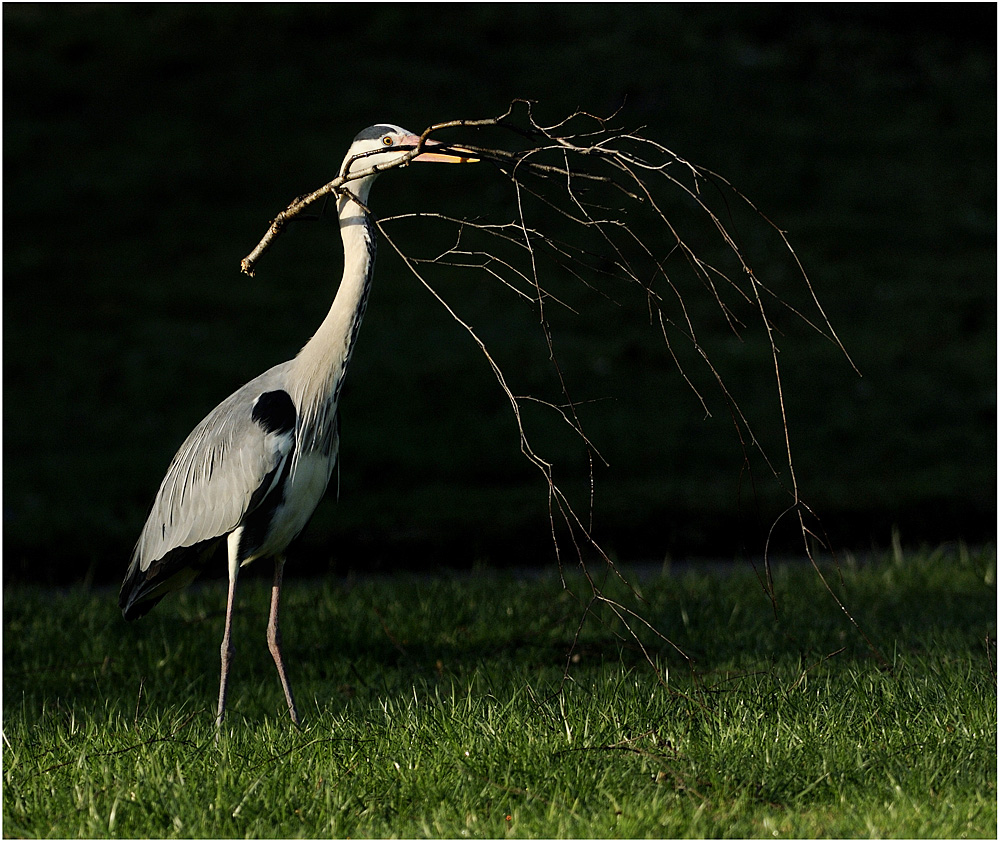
[4,4,995,586]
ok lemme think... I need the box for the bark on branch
[237,99,879,673]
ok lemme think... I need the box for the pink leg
[216,533,242,728]
[268,555,300,726]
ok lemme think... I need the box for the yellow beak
[402,134,479,164]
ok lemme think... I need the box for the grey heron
[119,125,477,727]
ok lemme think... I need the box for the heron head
[341,124,478,184]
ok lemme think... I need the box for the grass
[4,545,995,838]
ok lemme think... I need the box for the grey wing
[120,364,296,618]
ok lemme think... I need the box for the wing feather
[124,363,296,588]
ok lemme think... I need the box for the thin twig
[237,99,870,679]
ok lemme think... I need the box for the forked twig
[240,100,882,677]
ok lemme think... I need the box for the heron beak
[404,135,479,164]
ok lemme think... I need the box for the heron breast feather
[253,450,336,555]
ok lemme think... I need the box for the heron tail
[119,540,219,621]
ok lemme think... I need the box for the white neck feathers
[289,185,377,450]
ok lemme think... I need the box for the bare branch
[240,100,875,677]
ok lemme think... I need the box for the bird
[119,125,478,727]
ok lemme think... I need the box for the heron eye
[382,136,394,146]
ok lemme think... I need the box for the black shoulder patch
[251,390,296,435]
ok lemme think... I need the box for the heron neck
[291,186,376,435]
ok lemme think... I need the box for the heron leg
[216,531,242,728]
[267,555,301,726]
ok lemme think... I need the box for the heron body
[119,125,475,726]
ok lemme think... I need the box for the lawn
[4,9,993,836]
[4,545,995,837]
